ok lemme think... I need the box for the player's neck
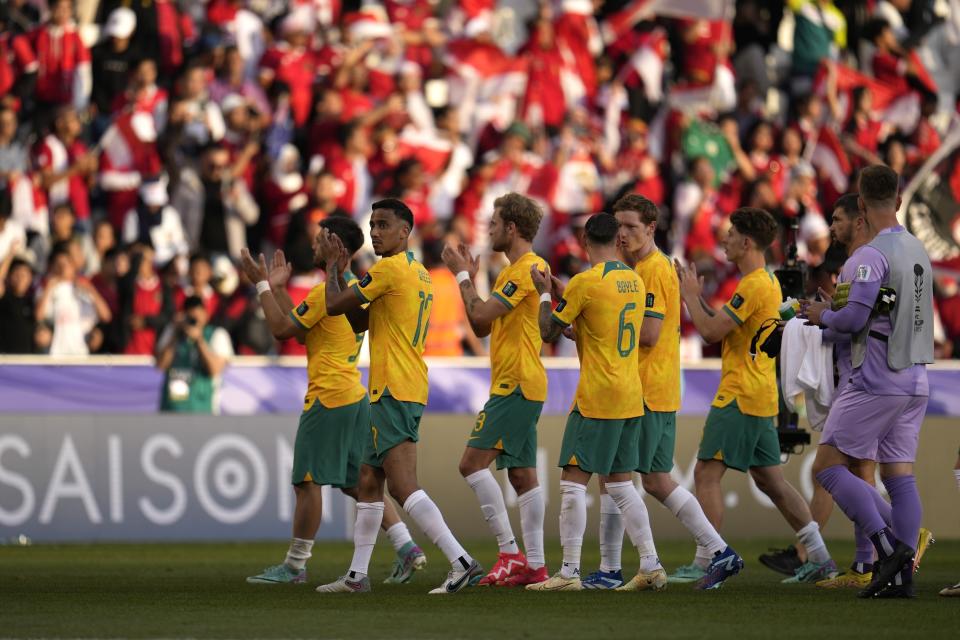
[868,212,900,233]
[736,251,766,275]
[380,244,409,259]
[506,240,532,264]
[587,245,620,266]
[633,240,657,264]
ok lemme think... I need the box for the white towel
[779,318,834,431]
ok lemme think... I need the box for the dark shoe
[859,542,915,599]
[759,545,802,577]
[871,581,915,599]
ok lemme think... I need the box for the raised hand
[239,248,268,284]
[530,263,552,296]
[674,258,703,301]
[268,249,292,288]
[457,243,480,280]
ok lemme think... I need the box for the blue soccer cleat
[246,563,307,585]
[581,569,625,590]
[695,547,744,590]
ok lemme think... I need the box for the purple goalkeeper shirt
[820,226,928,396]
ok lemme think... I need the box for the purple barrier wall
[1,362,959,416]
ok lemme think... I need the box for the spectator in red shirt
[122,243,169,355]
[258,10,319,128]
[33,106,97,227]
[0,6,37,112]
[176,252,221,318]
[30,0,91,121]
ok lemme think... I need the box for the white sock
[348,502,383,577]
[605,481,660,572]
[518,486,546,569]
[404,489,473,569]
[693,546,712,569]
[284,537,314,571]
[559,481,586,578]
[385,522,413,553]
[796,521,830,565]
[599,493,624,572]
[954,469,960,491]
[662,486,726,556]
[465,469,519,554]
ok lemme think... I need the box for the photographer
[155,295,233,414]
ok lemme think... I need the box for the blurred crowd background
[2,0,960,361]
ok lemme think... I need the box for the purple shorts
[821,385,927,463]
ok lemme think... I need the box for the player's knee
[458,458,479,478]
[508,468,537,494]
[641,474,672,500]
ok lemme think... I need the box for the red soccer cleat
[478,551,529,586]
[500,564,549,587]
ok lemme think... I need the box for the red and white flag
[602,0,730,43]
[397,127,453,177]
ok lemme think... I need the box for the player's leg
[581,478,625,589]
[249,401,344,585]
[315,464,386,593]
[502,465,548,586]
[528,411,595,591]
[866,395,927,598]
[383,441,481,594]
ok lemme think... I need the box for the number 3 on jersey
[412,290,433,347]
[617,302,637,357]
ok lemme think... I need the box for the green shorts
[697,400,780,472]
[557,409,641,476]
[468,390,543,470]
[364,392,425,468]
[292,396,369,488]
[637,409,676,474]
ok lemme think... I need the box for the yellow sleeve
[352,259,394,304]
[552,275,586,327]
[829,5,847,48]
[787,0,805,12]
[492,259,541,310]
[643,264,670,320]
[290,285,327,331]
[721,277,760,327]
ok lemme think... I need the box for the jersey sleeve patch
[730,293,744,309]
[645,292,655,308]
[502,281,518,297]
[855,265,872,282]
[296,301,309,315]
[555,298,567,313]
[359,273,373,288]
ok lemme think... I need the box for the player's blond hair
[493,193,543,242]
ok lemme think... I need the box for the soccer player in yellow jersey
[440,193,549,587]
[676,207,836,584]
[314,198,481,595]
[527,213,664,593]
[238,217,425,586]
[567,194,739,591]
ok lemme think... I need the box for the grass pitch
[1,539,958,639]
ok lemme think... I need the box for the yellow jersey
[352,251,432,405]
[714,267,781,417]
[489,252,548,402]
[290,278,367,411]
[552,260,645,419]
[635,249,681,412]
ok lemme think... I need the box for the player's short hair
[584,213,619,246]
[493,192,543,241]
[320,214,364,255]
[372,198,414,229]
[858,165,899,207]
[730,207,778,250]
[833,193,861,218]
[612,194,658,226]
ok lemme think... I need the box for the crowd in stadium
[1,0,960,359]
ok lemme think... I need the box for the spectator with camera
[155,294,233,414]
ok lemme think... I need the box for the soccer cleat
[667,563,706,584]
[759,545,803,577]
[525,571,582,592]
[581,569,625,590]
[913,528,934,574]
[695,546,744,590]
[478,551,528,586]
[428,559,483,594]
[872,581,915,599]
[939,581,960,597]
[816,570,872,589]
[246,564,306,585]
[383,543,427,584]
[500,564,549,587]
[315,574,371,593]
[858,542,915,599]
[782,559,839,584]
[615,568,668,592]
